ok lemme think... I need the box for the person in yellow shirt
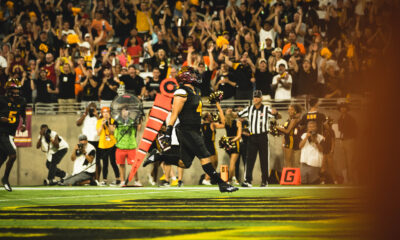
[134,1,153,34]
[96,107,120,186]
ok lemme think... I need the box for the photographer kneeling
[61,134,96,186]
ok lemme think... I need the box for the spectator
[118,65,145,98]
[225,52,255,100]
[76,103,101,184]
[61,134,96,186]
[126,37,142,67]
[55,59,76,112]
[213,63,236,100]
[299,121,324,184]
[268,48,288,73]
[98,66,119,108]
[338,102,358,184]
[36,124,69,185]
[144,68,162,100]
[96,107,120,186]
[272,63,292,100]
[254,58,273,98]
[43,53,57,86]
[148,45,169,80]
[291,44,318,97]
[80,70,99,104]
[91,10,114,52]
[282,32,306,57]
[32,65,57,104]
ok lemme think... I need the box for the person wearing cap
[338,102,358,184]
[238,90,278,187]
[96,107,120,186]
[61,134,96,186]
[32,64,57,104]
[272,63,293,100]
[269,48,288,73]
[225,51,255,100]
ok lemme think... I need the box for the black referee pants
[245,133,269,184]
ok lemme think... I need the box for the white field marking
[0,190,196,202]
[7,186,359,191]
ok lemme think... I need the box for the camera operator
[61,135,96,186]
[36,124,69,185]
[76,102,101,184]
[299,121,324,184]
[114,106,142,186]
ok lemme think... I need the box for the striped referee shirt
[238,104,275,135]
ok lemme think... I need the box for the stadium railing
[27,97,365,115]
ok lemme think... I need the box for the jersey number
[8,111,17,124]
[196,101,202,116]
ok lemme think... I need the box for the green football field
[0,185,369,239]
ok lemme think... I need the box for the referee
[238,90,278,187]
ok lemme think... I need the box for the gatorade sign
[280,168,301,185]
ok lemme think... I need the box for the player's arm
[168,95,186,127]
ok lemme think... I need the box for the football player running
[143,67,238,193]
[0,79,27,192]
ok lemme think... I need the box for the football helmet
[176,66,201,85]
[5,78,21,98]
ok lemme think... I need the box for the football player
[0,79,27,192]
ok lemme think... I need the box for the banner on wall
[14,109,32,147]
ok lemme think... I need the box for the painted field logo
[280,168,301,185]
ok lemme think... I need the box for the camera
[89,108,95,117]
[76,143,84,155]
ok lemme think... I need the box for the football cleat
[241,181,252,187]
[219,182,239,193]
[143,149,160,167]
[2,178,12,192]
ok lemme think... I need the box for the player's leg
[178,167,184,187]
[1,135,17,191]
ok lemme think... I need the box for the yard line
[0,190,194,202]
[9,186,360,191]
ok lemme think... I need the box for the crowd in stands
[0,0,392,105]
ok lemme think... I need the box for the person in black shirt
[148,47,168,80]
[292,46,318,97]
[118,65,145,98]
[99,67,119,103]
[56,60,76,112]
[225,52,256,100]
[0,79,27,191]
[145,68,162,101]
[33,67,57,103]
[143,67,238,193]
[213,63,236,100]
[298,97,327,135]
[255,59,273,97]
[80,71,99,103]
[338,102,358,184]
